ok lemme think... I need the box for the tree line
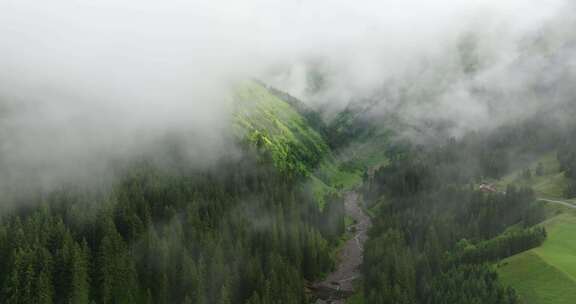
[558,138,576,197]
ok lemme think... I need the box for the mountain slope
[234,81,330,178]
[233,81,364,209]
[493,151,576,304]
[0,81,351,304]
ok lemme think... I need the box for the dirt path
[538,198,576,209]
[311,191,372,303]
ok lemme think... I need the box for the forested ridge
[0,84,348,304]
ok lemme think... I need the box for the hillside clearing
[499,213,576,304]
[499,251,576,304]
[497,153,569,199]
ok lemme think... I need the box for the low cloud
[0,0,571,190]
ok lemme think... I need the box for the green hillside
[499,212,576,304]
[497,153,569,199]
[233,81,362,208]
[499,251,576,304]
[234,81,330,178]
[494,151,576,304]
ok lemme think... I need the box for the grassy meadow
[499,210,576,304]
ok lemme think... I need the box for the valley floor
[312,192,371,303]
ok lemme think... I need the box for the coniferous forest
[0,145,345,304]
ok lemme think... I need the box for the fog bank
[0,0,570,189]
